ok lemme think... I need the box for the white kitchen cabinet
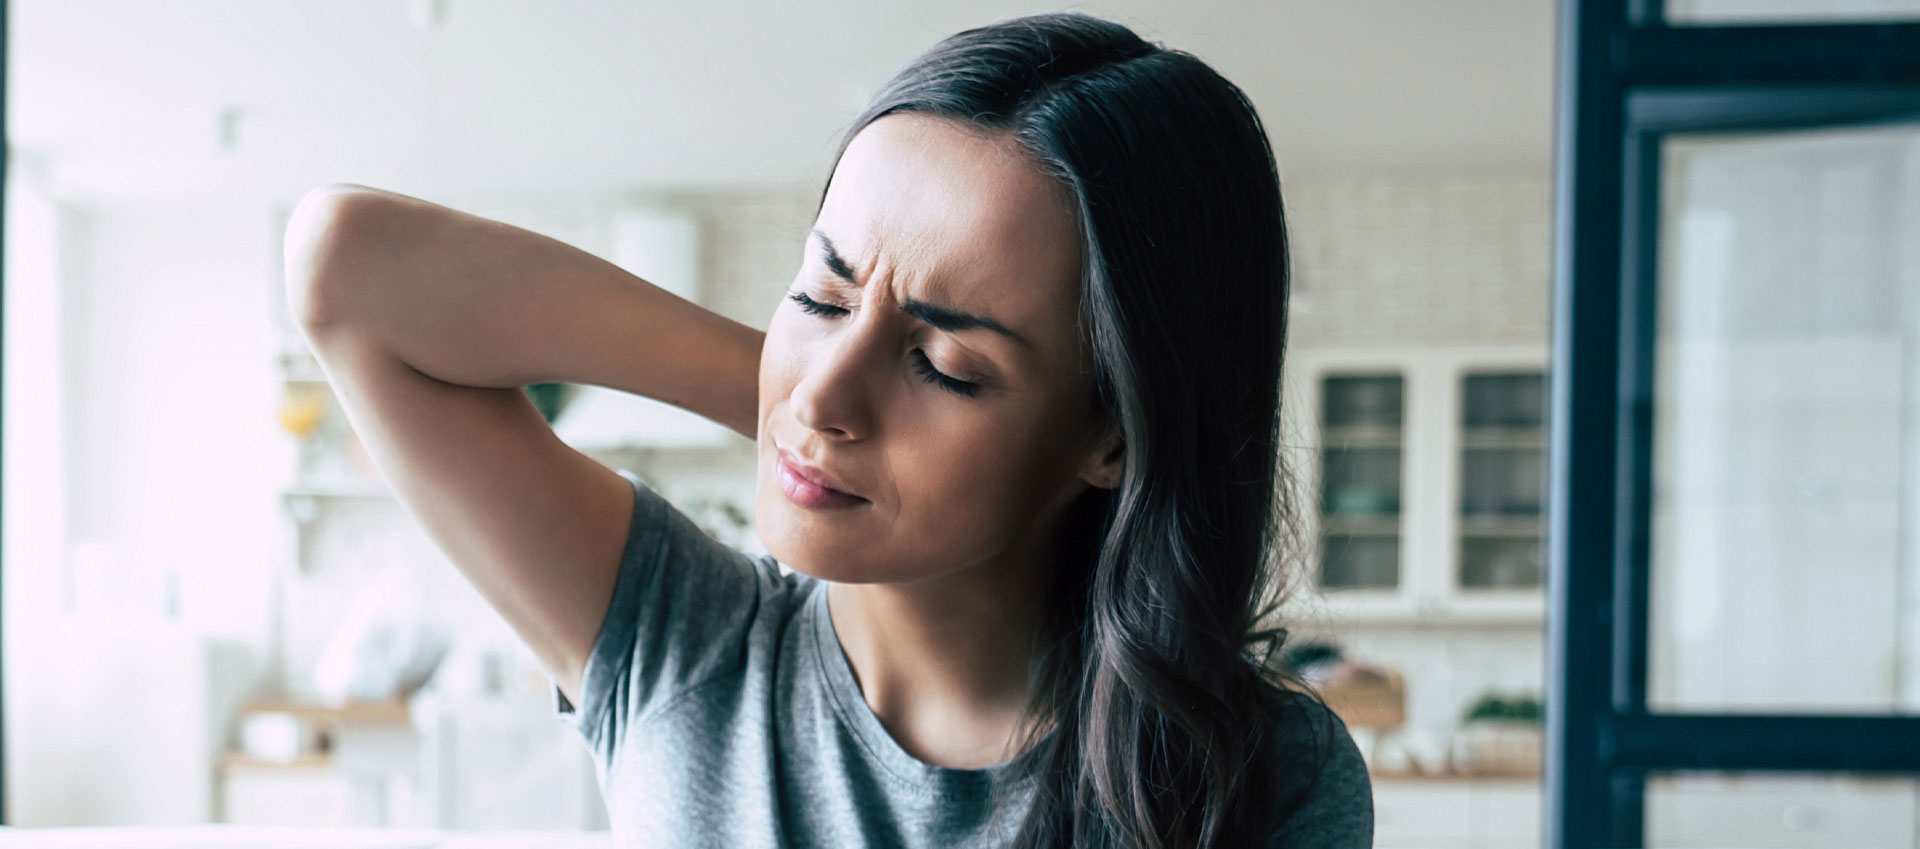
[1281,346,1549,626]
[1470,781,1546,849]
[1374,779,1474,848]
[1373,776,1543,849]
[423,693,607,830]
[1376,772,1920,848]
[216,693,605,830]
[1645,773,1918,848]
[221,763,362,827]
[14,613,250,825]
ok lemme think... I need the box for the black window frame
[1549,2,1920,847]
[2,0,13,825]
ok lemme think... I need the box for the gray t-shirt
[553,469,1374,847]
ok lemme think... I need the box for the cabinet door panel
[1646,773,1919,848]
[223,770,356,827]
[1471,782,1543,846]
[1373,782,1474,848]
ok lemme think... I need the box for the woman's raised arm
[284,183,763,440]
[279,184,765,708]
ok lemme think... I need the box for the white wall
[59,202,285,642]
[5,196,286,825]
[5,152,76,825]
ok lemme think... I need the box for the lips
[777,448,864,500]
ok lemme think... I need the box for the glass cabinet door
[1318,374,1406,591]
[1459,371,1548,589]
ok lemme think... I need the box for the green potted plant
[1453,689,1543,775]
[523,383,575,424]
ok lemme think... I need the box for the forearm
[283,183,763,439]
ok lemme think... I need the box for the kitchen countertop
[1369,767,1541,782]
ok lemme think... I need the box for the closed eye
[787,291,981,398]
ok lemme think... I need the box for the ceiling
[9,0,1558,207]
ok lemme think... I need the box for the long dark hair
[815,12,1335,848]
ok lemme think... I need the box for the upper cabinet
[1318,374,1407,591]
[1457,372,1547,591]
[1285,346,1549,625]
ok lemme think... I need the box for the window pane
[1464,372,1547,429]
[1647,123,1920,713]
[1323,447,1404,515]
[1667,0,1920,23]
[1461,372,1547,589]
[1460,534,1543,588]
[1321,533,1401,590]
[1646,772,1919,848]
[1324,374,1405,428]
[1319,375,1404,590]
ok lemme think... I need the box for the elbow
[283,183,386,337]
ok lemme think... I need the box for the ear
[1078,423,1125,490]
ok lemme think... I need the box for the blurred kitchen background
[5,1,1917,847]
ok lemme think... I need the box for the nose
[788,315,880,441]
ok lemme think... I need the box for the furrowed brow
[813,228,859,283]
[810,228,1031,349]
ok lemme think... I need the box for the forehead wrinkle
[816,115,1077,360]
[820,223,1009,320]
[813,230,1047,369]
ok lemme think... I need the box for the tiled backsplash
[1287,164,1553,350]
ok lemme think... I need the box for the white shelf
[1298,591,1546,628]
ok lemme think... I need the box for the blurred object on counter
[277,385,328,439]
[1281,641,1345,685]
[228,699,411,763]
[1452,689,1543,775]
[523,382,576,424]
[1280,641,1405,728]
[1317,662,1406,730]
[1278,641,1406,773]
[312,565,451,707]
[237,710,308,762]
[1370,726,1452,776]
[683,493,754,551]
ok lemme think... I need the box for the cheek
[756,321,804,411]
[892,419,1058,535]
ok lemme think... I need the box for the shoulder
[1258,684,1375,848]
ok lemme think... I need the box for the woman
[285,11,1372,848]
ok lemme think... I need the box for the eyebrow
[810,228,1031,349]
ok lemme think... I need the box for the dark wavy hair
[814,12,1335,849]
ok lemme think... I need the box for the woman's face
[756,112,1123,585]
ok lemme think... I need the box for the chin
[753,485,862,581]
[761,538,894,584]
[754,513,923,586]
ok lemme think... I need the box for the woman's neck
[826,546,1053,769]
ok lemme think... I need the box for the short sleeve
[551,468,793,757]
[1266,691,1375,848]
